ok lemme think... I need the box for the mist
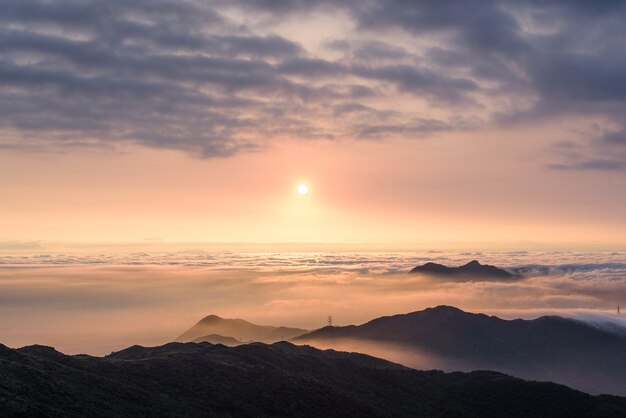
[293,337,448,371]
[1,248,625,354]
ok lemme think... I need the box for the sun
[297,184,309,195]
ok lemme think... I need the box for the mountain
[294,306,626,396]
[175,314,308,343]
[191,333,241,345]
[2,341,625,417]
[409,260,515,279]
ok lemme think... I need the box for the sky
[1,0,626,246]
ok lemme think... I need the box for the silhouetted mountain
[409,260,515,279]
[2,341,625,417]
[295,306,626,396]
[191,333,241,345]
[176,314,308,343]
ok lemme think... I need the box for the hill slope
[1,341,625,417]
[294,306,626,396]
[191,333,241,345]
[176,314,308,343]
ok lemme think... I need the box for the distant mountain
[191,333,241,345]
[409,260,515,279]
[2,341,625,417]
[295,306,626,396]
[175,314,308,343]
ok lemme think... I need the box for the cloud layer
[1,248,625,354]
[1,0,625,166]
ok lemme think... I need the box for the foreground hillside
[295,306,626,396]
[1,341,626,417]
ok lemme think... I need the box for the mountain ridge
[294,305,626,396]
[191,333,241,345]
[409,260,515,279]
[176,314,309,343]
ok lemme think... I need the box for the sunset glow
[297,184,309,195]
[1,2,626,413]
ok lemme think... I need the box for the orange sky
[1,122,624,247]
[1,1,625,248]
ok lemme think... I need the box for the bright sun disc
[297,184,309,195]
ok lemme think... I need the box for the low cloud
[1,249,625,354]
[0,241,44,250]
[548,160,626,171]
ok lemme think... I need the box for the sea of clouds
[1,248,624,354]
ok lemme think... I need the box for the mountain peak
[18,344,65,357]
[409,260,514,280]
[200,314,223,322]
[429,305,465,313]
[176,315,308,343]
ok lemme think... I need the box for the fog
[294,337,448,371]
[1,249,625,354]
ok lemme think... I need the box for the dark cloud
[277,58,346,77]
[230,0,626,167]
[353,63,478,102]
[602,129,626,146]
[352,41,412,62]
[1,0,626,161]
[528,53,626,104]
[0,0,475,156]
[357,118,453,139]
[352,0,529,57]
[548,160,626,171]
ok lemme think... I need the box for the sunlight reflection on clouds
[0,250,624,354]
